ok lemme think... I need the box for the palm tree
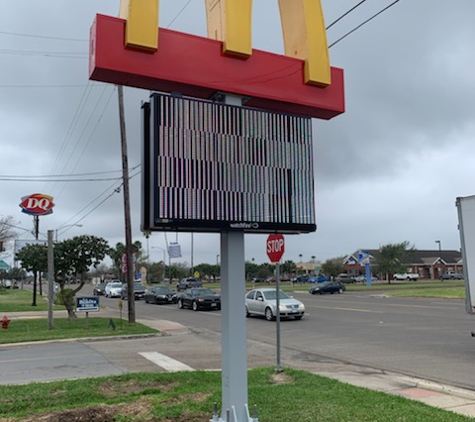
[299,254,303,262]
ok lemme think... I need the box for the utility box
[456,195,475,314]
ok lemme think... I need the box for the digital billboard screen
[142,93,316,234]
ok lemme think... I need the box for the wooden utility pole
[117,85,136,323]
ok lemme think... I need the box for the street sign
[267,234,285,263]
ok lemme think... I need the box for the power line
[326,0,369,30]
[329,0,402,49]
[0,166,139,179]
[0,30,87,42]
[166,0,194,28]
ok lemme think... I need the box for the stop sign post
[266,233,285,372]
[266,234,285,263]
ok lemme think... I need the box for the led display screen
[142,93,316,233]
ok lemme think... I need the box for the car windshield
[110,282,122,288]
[263,290,290,300]
[191,288,214,296]
[133,283,144,289]
[156,286,173,293]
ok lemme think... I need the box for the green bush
[54,287,75,307]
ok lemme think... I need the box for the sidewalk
[4,310,475,419]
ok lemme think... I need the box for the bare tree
[0,215,17,248]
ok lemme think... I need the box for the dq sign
[19,193,55,216]
[90,0,345,119]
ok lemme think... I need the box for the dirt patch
[271,371,294,385]
[0,397,209,422]
[98,379,177,398]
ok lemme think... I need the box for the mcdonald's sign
[89,0,344,119]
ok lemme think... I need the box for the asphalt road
[3,285,475,390]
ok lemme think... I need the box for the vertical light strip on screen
[149,93,315,232]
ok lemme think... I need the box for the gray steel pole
[217,93,252,422]
[47,230,54,330]
[275,263,282,372]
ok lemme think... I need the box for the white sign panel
[456,195,475,314]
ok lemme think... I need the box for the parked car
[245,287,305,321]
[307,275,327,283]
[440,272,463,280]
[104,281,123,298]
[176,277,202,292]
[177,288,221,311]
[309,281,345,295]
[393,273,419,281]
[335,273,356,283]
[354,275,378,283]
[251,277,265,283]
[121,281,146,300]
[93,282,107,296]
[292,275,309,283]
[144,285,178,304]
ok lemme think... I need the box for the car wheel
[338,288,344,294]
[154,297,159,305]
[265,307,275,321]
[192,301,199,311]
[178,299,184,309]
[245,306,250,318]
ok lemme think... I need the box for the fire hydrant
[1,315,10,329]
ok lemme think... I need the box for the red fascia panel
[89,14,345,120]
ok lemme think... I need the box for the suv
[335,273,356,284]
[121,281,146,300]
[177,277,202,292]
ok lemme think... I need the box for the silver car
[245,288,305,321]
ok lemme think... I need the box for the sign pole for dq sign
[267,234,285,373]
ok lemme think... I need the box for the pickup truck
[393,273,419,281]
[440,272,463,280]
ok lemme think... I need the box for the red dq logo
[19,193,55,216]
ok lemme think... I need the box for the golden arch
[119,0,330,86]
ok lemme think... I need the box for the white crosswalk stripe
[138,352,195,372]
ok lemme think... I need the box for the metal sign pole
[275,263,282,372]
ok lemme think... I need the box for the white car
[104,281,123,298]
[245,287,305,321]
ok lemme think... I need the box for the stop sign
[266,234,285,263]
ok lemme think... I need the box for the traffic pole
[275,261,282,373]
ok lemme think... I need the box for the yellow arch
[119,0,330,86]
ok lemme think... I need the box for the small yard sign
[76,297,100,312]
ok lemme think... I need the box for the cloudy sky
[1,0,474,269]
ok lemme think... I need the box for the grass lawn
[0,317,159,344]
[0,288,62,312]
[268,281,466,299]
[0,368,472,422]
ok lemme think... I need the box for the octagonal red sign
[266,234,285,263]
[20,193,55,216]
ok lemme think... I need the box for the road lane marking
[139,352,195,372]
[311,305,383,313]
